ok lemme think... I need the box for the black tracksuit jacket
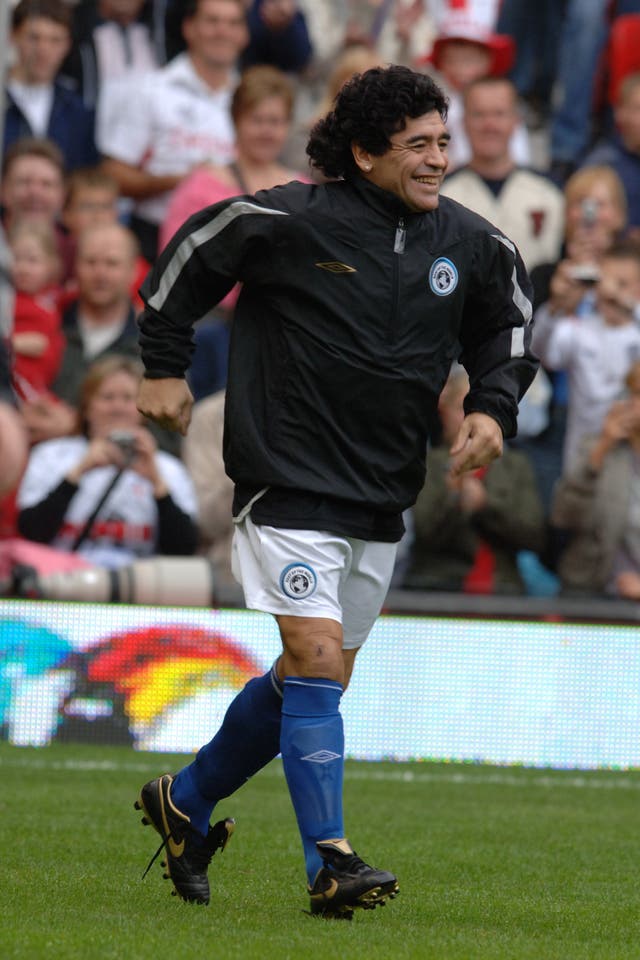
[139,176,538,541]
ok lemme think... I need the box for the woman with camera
[530,165,629,315]
[511,166,629,509]
[16,355,198,568]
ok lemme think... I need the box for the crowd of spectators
[3,0,640,604]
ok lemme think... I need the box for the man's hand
[137,377,193,435]
[448,412,503,477]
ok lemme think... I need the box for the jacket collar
[349,174,426,222]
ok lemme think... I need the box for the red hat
[428,17,515,77]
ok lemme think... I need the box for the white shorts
[231,515,398,649]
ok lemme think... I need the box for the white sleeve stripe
[510,265,533,323]
[492,232,515,255]
[491,233,533,325]
[147,200,289,311]
[511,325,525,358]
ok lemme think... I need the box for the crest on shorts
[429,257,458,296]
[280,563,317,600]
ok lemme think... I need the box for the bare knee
[276,615,344,683]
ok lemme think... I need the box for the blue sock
[171,662,283,835]
[280,677,345,885]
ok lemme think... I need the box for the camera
[569,263,600,285]
[108,430,137,459]
[581,197,598,228]
[10,556,244,607]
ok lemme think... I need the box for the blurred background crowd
[2,0,640,605]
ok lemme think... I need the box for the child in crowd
[552,360,640,599]
[533,240,640,476]
[61,167,150,309]
[9,220,65,398]
[420,10,530,170]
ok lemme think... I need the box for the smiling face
[183,0,248,73]
[235,95,291,165]
[85,369,141,438]
[11,231,59,294]
[11,15,71,85]
[63,184,119,236]
[2,154,64,225]
[566,179,626,240]
[352,111,450,212]
[436,39,493,92]
[75,224,137,311]
[463,79,518,164]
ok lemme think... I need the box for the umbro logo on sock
[300,750,342,763]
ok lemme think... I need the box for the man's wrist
[142,371,186,381]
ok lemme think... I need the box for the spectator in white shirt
[441,76,564,273]
[533,240,640,476]
[63,0,162,112]
[99,0,249,262]
[17,354,198,569]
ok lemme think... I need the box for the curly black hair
[306,65,449,181]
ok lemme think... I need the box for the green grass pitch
[3,741,640,960]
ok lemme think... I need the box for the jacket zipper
[390,217,406,341]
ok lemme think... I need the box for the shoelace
[141,836,169,880]
[141,828,218,880]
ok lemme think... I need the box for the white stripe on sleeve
[511,325,525,358]
[148,200,288,312]
[491,233,533,324]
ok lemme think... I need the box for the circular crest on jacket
[429,257,459,296]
